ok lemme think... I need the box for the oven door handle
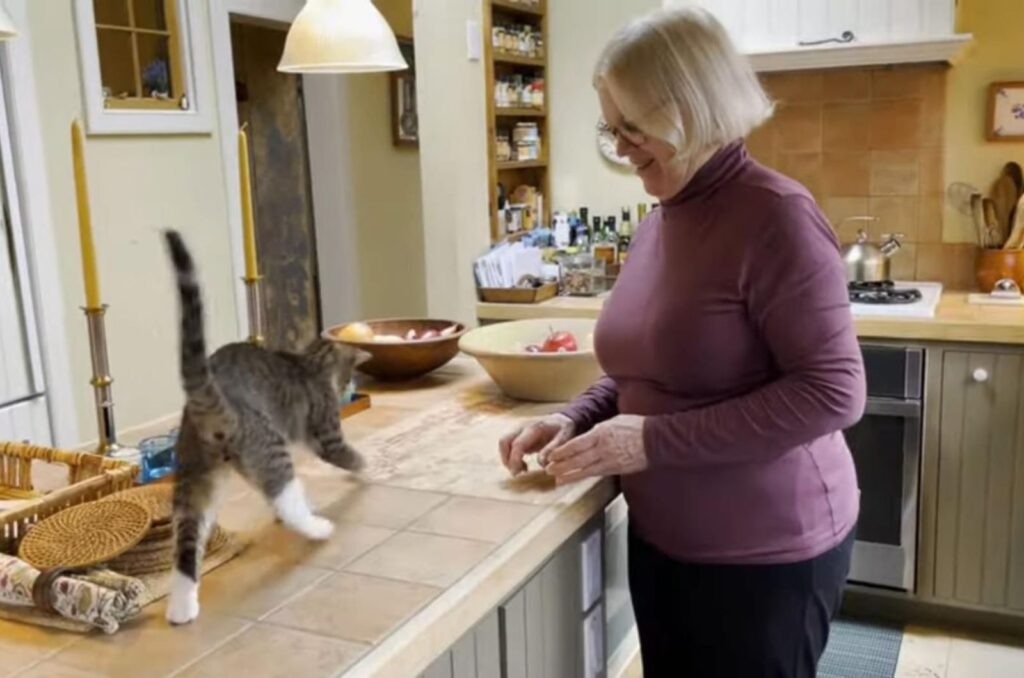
[864,398,921,418]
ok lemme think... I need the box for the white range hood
[663,0,972,72]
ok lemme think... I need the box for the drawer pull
[972,367,990,383]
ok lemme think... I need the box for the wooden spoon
[1004,161,1024,197]
[971,193,988,248]
[992,173,1019,237]
[1005,191,1024,250]
[983,198,1003,248]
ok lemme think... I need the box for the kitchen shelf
[495,107,546,117]
[485,0,549,244]
[494,52,545,68]
[491,0,544,17]
[497,159,547,171]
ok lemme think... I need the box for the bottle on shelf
[618,208,632,264]
[593,216,617,266]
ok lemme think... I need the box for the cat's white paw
[299,515,334,541]
[166,571,200,625]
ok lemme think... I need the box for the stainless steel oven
[843,344,924,592]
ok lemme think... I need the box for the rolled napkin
[0,554,144,634]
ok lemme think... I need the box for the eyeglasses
[596,118,647,148]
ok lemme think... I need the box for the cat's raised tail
[162,230,234,436]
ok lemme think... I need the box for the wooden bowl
[458,318,603,402]
[976,249,1024,292]
[323,318,467,381]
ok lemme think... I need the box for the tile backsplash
[747,64,976,289]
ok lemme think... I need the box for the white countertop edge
[338,477,617,678]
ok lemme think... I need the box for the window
[74,0,212,134]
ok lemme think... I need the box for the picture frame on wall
[391,38,417,147]
[986,81,1024,142]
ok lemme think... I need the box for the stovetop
[849,280,943,318]
[849,281,923,305]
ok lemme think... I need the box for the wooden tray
[340,392,372,419]
[478,282,557,304]
[1,441,140,555]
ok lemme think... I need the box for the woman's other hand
[546,415,648,485]
[499,414,576,476]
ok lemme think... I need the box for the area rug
[818,618,904,678]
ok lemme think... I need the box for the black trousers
[628,526,856,678]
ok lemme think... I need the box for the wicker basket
[0,441,139,555]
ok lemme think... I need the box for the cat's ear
[353,349,373,366]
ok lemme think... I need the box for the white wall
[413,0,490,325]
[548,0,659,219]
[27,1,238,444]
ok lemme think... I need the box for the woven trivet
[101,484,174,525]
[107,525,229,577]
[140,521,174,542]
[17,500,152,570]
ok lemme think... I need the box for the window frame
[73,0,213,135]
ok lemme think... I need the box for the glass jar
[559,253,605,297]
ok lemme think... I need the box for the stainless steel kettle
[840,218,903,283]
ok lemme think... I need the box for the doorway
[230,19,321,351]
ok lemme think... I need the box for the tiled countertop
[476,291,1024,345]
[1,360,615,678]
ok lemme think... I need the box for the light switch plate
[466,20,482,60]
[581,527,602,612]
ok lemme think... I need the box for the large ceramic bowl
[458,318,603,402]
[323,318,467,381]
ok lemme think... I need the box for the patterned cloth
[0,554,145,634]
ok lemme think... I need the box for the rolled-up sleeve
[560,375,619,434]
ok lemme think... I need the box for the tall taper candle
[238,127,258,280]
[72,120,101,309]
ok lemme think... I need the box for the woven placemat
[0,530,247,634]
[101,484,174,525]
[17,500,152,570]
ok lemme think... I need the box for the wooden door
[232,21,321,351]
[932,349,1024,611]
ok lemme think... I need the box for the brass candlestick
[83,305,123,456]
[244,276,265,346]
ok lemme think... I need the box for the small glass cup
[139,434,176,483]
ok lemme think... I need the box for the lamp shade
[278,0,408,73]
[0,4,18,39]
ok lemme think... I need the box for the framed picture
[987,81,1024,142]
[390,38,417,147]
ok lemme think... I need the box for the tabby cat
[162,230,368,625]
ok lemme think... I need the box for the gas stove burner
[849,280,922,305]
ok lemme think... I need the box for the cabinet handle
[799,30,856,47]
[972,367,990,383]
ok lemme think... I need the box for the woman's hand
[499,414,576,476]
[545,415,648,485]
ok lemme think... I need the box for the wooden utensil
[971,192,988,248]
[983,198,1003,248]
[1004,161,1024,197]
[991,173,1019,237]
[1006,192,1024,250]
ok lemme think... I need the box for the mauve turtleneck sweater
[562,141,865,564]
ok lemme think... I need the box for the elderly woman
[499,7,865,677]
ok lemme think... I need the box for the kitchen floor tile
[49,609,248,678]
[265,572,439,644]
[175,624,368,678]
[895,626,951,678]
[409,496,541,543]
[946,635,1024,678]
[319,484,448,530]
[345,531,494,587]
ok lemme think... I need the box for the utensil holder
[976,248,1024,292]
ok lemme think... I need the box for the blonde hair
[595,6,773,158]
